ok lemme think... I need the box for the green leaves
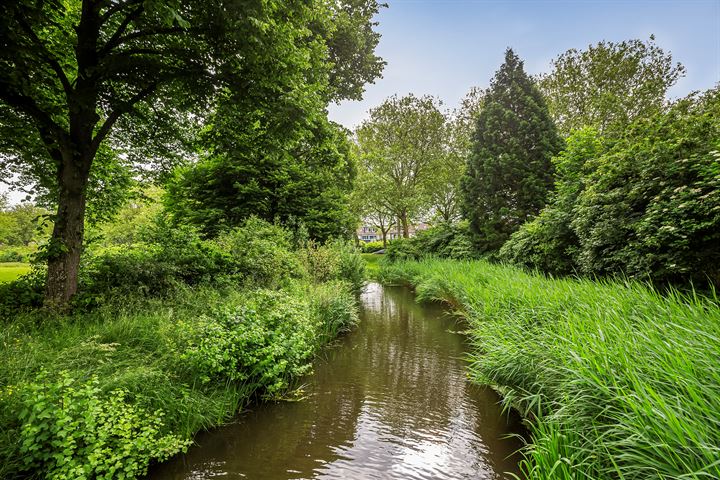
[501,88,720,289]
[356,94,448,234]
[539,37,685,136]
[17,372,190,479]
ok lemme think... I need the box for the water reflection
[149,283,523,480]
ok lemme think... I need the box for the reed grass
[378,259,720,480]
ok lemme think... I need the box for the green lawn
[0,263,31,283]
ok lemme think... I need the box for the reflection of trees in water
[150,284,522,480]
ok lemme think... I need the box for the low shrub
[17,372,190,479]
[0,267,45,316]
[299,240,365,294]
[384,223,476,262]
[359,240,384,253]
[215,216,300,289]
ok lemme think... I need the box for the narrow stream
[150,283,524,479]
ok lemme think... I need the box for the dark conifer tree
[461,48,563,252]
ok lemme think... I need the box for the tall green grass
[379,259,720,479]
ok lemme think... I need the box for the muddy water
[150,283,524,479]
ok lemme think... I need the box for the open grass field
[0,263,31,283]
[378,258,720,480]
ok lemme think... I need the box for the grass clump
[378,258,720,480]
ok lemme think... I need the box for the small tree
[461,48,563,252]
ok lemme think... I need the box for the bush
[173,289,318,395]
[359,240,384,253]
[17,372,189,479]
[0,248,29,263]
[299,240,365,293]
[501,90,720,289]
[384,223,476,262]
[0,267,45,317]
[215,217,300,289]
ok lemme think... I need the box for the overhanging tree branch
[98,5,144,56]
[0,82,69,149]
[99,0,144,24]
[91,81,159,152]
[13,9,73,98]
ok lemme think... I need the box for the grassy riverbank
[378,259,720,480]
[0,218,364,479]
[0,281,358,479]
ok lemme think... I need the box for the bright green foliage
[502,89,720,287]
[539,36,685,136]
[0,253,360,479]
[359,240,385,253]
[500,128,603,274]
[18,373,189,479]
[355,94,448,236]
[502,88,720,288]
[214,217,301,289]
[174,285,357,395]
[384,223,475,262]
[166,119,356,241]
[379,259,720,480]
[462,49,563,253]
[298,240,366,294]
[572,88,720,286]
[1,0,383,304]
[0,203,50,247]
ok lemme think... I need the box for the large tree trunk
[45,154,90,307]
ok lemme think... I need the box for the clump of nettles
[17,372,190,479]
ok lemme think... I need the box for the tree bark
[400,212,409,238]
[44,152,90,307]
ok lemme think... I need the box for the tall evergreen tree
[461,48,563,252]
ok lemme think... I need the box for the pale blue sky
[328,0,720,129]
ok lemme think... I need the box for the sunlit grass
[361,253,382,278]
[378,259,720,480]
[0,263,30,283]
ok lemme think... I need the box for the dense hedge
[383,223,475,262]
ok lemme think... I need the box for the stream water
[150,283,524,479]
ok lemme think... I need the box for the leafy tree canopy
[355,94,447,237]
[539,36,685,136]
[0,0,384,304]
